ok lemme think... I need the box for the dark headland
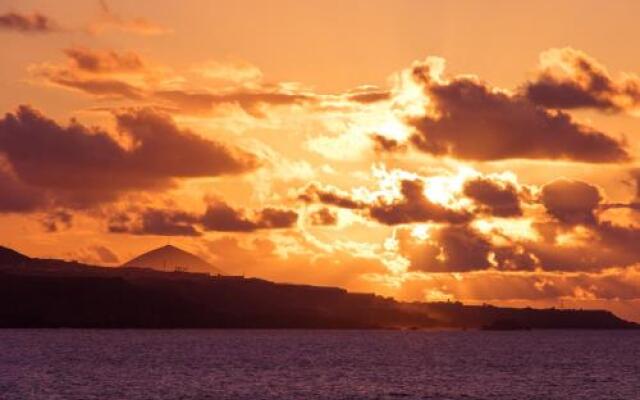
[0,245,637,330]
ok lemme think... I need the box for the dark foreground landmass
[0,246,637,329]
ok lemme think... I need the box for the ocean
[0,329,638,400]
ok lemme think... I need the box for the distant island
[0,245,637,330]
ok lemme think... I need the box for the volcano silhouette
[122,244,222,274]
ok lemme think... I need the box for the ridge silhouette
[0,245,637,329]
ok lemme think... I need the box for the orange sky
[2,0,640,322]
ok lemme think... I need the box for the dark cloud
[524,48,640,112]
[0,164,44,212]
[400,218,640,273]
[524,177,640,272]
[371,134,407,153]
[63,47,145,74]
[369,180,471,225]
[300,180,470,225]
[0,106,257,209]
[541,179,601,225]
[109,202,298,236]
[40,210,73,232]
[522,222,640,272]
[299,183,366,210]
[401,225,537,273]
[406,225,492,272]
[308,208,338,226]
[401,219,640,273]
[0,12,58,33]
[300,172,640,273]
[463,177,522,217]
[108,208,201,236]
[137,209,200,236]
[529,179,640,270]
[407,62,629,163]
[525,76,615,111]
[392,174,640,273]
[115,108,257,177]
[201,201,298,232]
[256,208,299,229]
[595,222,640,263]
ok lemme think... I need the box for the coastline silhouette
[1,245,636,330]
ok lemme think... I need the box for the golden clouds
[4,40,640,320]
[296,161,640,276]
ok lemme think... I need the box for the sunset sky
[3,0,640,322]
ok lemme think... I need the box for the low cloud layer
[299,171,524,225]
[201,201,298,232]
[396,172,640,273]
[108,202,298,235]
[109,208,201,237]
[297,165,640,274]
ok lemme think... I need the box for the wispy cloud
[87,0,172,36]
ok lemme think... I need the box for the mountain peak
[122,245,222,274]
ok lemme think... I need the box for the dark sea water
[0,330,638,400]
